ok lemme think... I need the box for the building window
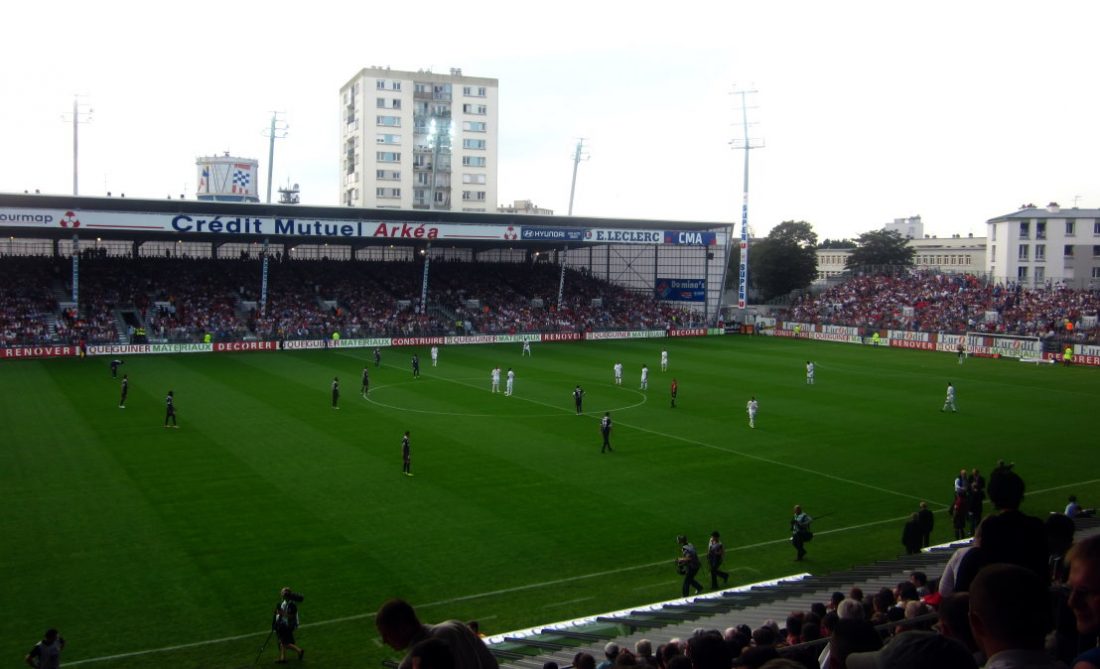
[376,152,401,163]
[375,169,400,181]
[376,187,401,199]
[462,103,487,115]
[377,115,401,127]
[344,188,356,206]
[991,245,995,259]
[1018,245,1029,261]
[991,225,997,241]
[1065,245,1074,257]
[462,174,487,184]
[376,133,401,145]
[1093,220,1100,236]
[463,138,486,150]
[1019,222,1030,239]
[1067,220,1076,236]
[1036,221,1046,240]
[462,156,487,167]
[1035,266,1045,283]
[463,86,487,97]
[1093,245,1100,257]
[462,191,486,201]
[1017,266,1028,281]
[1035,244,1045,261]
[376,80,386,90]
[1093,267,1100,279]
[463,121,487,132]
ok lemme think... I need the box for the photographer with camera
[791,505,813,561]
[273,587,305,663]
[676,535,704,597]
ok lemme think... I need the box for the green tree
[845,229,915,270]
[750,221,819,301]
[817,238,855,249]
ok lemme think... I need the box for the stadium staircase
[485,517,1100,669]
[113,308,132,343]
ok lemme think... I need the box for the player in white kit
[747,396,759,428]
[806,361,815,385]
[942,382,958,412]
[640,364,649,390]
[431,345,439,366]
[613,362,623,385]
[505,368,515,396]
[661,350,669,371]
[491,366,501,393]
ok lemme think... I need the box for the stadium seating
[788,271,1100,344]
[0,256,700,344]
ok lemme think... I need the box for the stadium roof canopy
[0,192,731,250]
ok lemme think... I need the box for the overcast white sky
[2,0,1098,241]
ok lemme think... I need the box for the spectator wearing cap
[968,563,1064,668]
[846,630,977,669]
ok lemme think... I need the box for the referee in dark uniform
[119,374,128,408]
[412,354,420,378]
[332,377,340,409]
[573,385,585,414]
[361,367,370,398]
[402,431,412,476]
[164,390,177,427]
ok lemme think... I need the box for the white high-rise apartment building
[339,66,498,212]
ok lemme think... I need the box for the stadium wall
[768,321,1100,364]
[0,328,721,360]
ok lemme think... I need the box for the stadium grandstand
[783,270,1100,349]
[0,192,729,351]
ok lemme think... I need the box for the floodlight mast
[730,89,763,311]
[62,96,93,195]
[561,139,590,306]
[263,112,289,203]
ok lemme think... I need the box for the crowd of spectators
[787,271,1100,344]
[0,256,702,345]
[0,258,58,346]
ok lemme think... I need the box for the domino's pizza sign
[655,278,706,302]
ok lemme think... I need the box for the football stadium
[3,192,1100,669]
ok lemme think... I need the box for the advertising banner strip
[0,208,726,246]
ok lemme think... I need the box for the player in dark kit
[374,347,381,367]
[332,377,340,409]
[411,354,420,378]
[361,367,370,398]
[573,385,585,414]
[402,431,412,476]
[164,391,177,427]
[110,359,124,377]
[119,374,128,408]
[600,412,613,452]
[670,378,678,408]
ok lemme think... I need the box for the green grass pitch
[2,336,1097,668]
